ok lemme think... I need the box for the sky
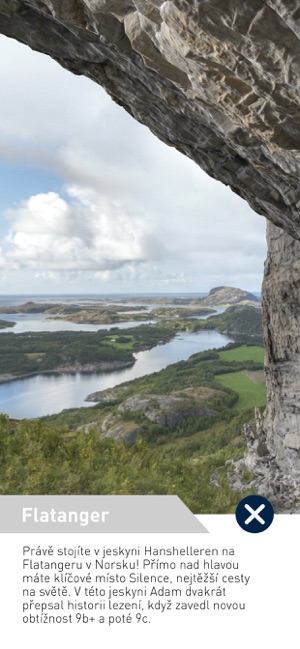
[0,35,267,295]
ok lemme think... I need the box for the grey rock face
[231,411,300,511]
[100,412,144,445]
[262,222,300,479]
[118,392,216,427]
[2,1,300,484]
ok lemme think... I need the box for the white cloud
[0,35,267,292]
[2,188,166,272]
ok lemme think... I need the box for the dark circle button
[235,495,274,533]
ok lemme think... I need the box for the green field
[216,370,266,410]
[104,335,135,350]
[218,345,265,363]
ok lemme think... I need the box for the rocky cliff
[1,1,300,487]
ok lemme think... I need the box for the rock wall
[1,1,300,483]
[263,222,300,479]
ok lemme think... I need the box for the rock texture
[118,388,217,427]
[2,1,300,487]
[231,410,300,511]
[89,386,220,444]
[229,219,300,507]
[100,412,144,445]
[262,222,300,480]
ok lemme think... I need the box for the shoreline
[0,360,135,385]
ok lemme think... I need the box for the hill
[200,286,260,307]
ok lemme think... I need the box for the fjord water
[0,294,233,419]
[0,330,233,419]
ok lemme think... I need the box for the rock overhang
[1,0,300,237]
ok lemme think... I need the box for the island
[0,325,176,382]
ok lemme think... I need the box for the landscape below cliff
[2,0,300,510]
[0,288,269,512]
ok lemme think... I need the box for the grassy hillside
[219,345,265,363]
[216,370,266,410]
[216,345,266,410]
[0,413,250,513]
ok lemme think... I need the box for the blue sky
[0,35,267,295]
[0,162,61,222]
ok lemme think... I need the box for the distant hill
[200,286,260,307]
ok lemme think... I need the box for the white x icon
[244,503,265,525]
